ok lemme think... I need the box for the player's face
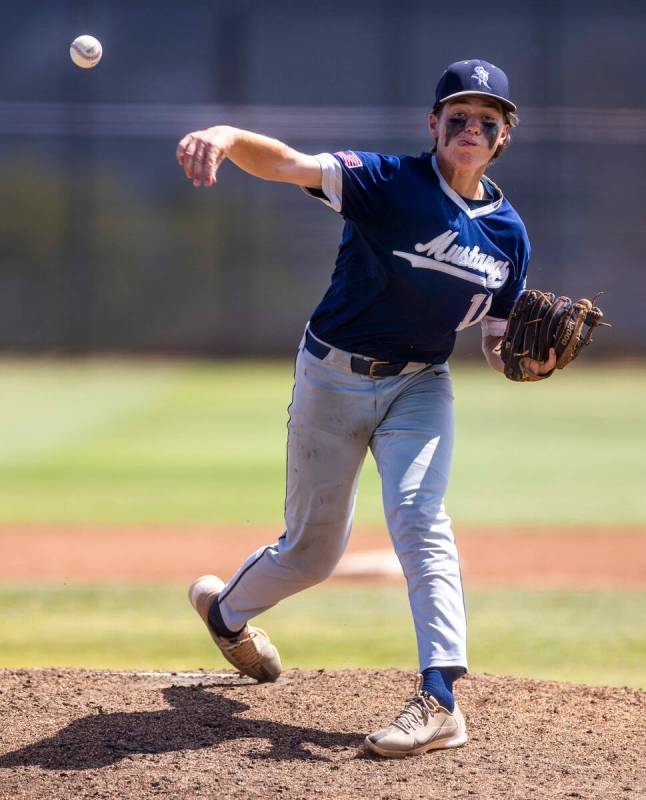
[429,97,509,170]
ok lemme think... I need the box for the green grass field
[1,359,644,685]
[1,583,643,688]
[0,359,644,527]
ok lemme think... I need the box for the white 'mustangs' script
[393,229,510,289]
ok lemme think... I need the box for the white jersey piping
[431,154,503,219]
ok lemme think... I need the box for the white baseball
[70,35,103,69]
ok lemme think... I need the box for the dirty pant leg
[371,369,467,672]
[218,346,372,631]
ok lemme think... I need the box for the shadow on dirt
[0,685,363,769]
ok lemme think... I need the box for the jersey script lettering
[393,229,510,289]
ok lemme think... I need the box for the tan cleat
[188,574,282,683]
[364,677,468,758]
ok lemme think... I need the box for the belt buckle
[368,359,390,378]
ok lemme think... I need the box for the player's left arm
[481,223,555,380]
[482,334,504,373]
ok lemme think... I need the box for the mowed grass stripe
[0,360,643,526]
[0,584,643,689]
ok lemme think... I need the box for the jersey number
[455,293,493,332]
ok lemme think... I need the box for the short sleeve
[301,150,401,222]
[301,153,343,212]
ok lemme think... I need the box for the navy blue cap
[435,59,517,112]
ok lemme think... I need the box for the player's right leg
[189,338,375,680]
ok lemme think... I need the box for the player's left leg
[365,364,468,757]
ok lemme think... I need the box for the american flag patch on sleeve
[334,150,363,168]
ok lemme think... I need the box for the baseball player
[177,59,555,758]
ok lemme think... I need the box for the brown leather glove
[501,289,609,382]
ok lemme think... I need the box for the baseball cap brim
[438,89,517,113]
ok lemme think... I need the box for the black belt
[304,329,409,378]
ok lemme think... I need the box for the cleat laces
[219,628,264,667]
[390,676,440,734]
[222,630,256,651]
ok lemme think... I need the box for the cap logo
[472,65,491,89]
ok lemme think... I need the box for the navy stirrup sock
[421,667,462,712]
[208,597,244,639]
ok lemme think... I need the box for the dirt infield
[2,525,645,586]
[0,668,643,800]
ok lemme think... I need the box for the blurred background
[0,1,644,688]
[1,0,645,355]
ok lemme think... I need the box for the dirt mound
[0,669,643,800]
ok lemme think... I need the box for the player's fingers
[203,144,219,186]
[178,133,200,169]
[519,357,535,379]
[192,140,207,187]
[533,349,557,375]
[176,133,194,165]
[520,352,555,381]
[182,137,198,180]
[545,347,557,370]
[519,357,542,380]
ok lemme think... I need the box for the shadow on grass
[0,684,363,768]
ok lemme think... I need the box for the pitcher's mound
[0,668,643,800]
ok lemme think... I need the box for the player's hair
[430,101,520,164]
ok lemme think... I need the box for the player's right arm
[176,126,322,190]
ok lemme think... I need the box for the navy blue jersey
[303,150,530,363]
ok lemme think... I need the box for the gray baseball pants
[217,332,467,672]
